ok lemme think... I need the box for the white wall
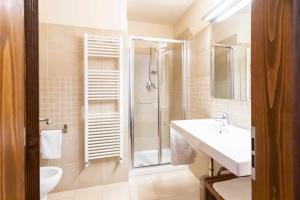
[239,14,251,43]
[39,0,127,31]
[212,13,251,44]
[128,20,174,38]
[174,0,221,37]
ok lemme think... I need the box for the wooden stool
[204,174,251,200]
[204,174,237,200]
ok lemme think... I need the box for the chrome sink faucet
[214,112,229,126]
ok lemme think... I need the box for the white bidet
[40,166,63,200]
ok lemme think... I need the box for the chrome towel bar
[39,117,68,134]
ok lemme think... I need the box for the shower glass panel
[130,38,186,168]
[133,40,159,167]
[159,42,184,164]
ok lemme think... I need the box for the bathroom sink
[40,167,63,200]
[170,119,251,176]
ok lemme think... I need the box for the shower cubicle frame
[129,36,187,168]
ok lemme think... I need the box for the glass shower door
[130,38,186,168]
[158,42,184,164]
[132,40,159,167]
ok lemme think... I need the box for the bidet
[40,166,63,200]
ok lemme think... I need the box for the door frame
[294,1,300,197]
[24,0,40,199]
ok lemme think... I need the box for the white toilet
[40,166,63,200]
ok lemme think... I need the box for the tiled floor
[48,169,201,200]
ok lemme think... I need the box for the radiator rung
[88,133,120,138]
[88,153,120,160]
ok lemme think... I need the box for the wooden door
[252,0,300,199]
[0,0,25,200]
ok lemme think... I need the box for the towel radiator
[84,33,123,166]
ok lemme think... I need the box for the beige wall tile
[39,50,48,77]
[55,164,79,192]
[47,50,82,76]
[39,23,129,192]
[39,23,48,52]
[47,24,80,52]
[39,24,48,77]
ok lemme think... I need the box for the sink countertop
[170,119,251,176]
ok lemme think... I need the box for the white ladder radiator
[84,33,123,166]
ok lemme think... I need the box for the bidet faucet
[39,118,51,125]
[214,112,229,126]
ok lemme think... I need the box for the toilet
[40,166,63,200]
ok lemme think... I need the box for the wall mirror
[211,5,251,101]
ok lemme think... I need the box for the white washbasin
[40,166,63,200]
[171,119,251,176]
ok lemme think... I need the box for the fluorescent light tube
[202,0,238,22]
[203,0,251,22]
[215,0,251,22]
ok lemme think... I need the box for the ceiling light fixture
[202,0,252,22]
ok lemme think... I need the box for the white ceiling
[127,0,195,25]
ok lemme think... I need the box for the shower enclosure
[129,37,187,168]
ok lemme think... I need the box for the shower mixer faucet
[145,81,157,92]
